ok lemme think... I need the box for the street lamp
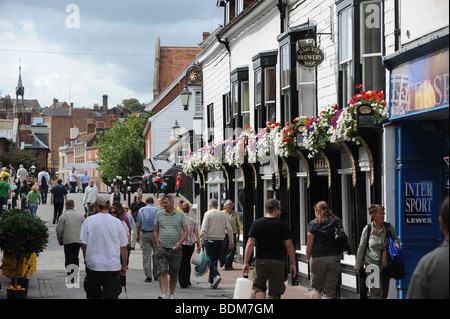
[172,119,180,139]
[180,86,192,111]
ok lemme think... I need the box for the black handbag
[334,220,349,252]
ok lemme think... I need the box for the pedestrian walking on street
[136,196,160,282]
[130,193,146,249]
[178,202,200,288]
[50,178,68,224]
[56,199,85,283]
[176,172,183,197]
[83,180,98,216]
[16,164,28,184]
[154,194,188,299]
[19,179,30,210]
[110,185,123,205]
[80,196,128,299]
[243,198,297,299]
[407,196,449,299]
[154,173,163,197]
[37,167,50,204]
[109,204,131,269]
[200,198,234,289]
[306,201,342,299]
[68,167,79,193]
[219,199,240,270]
[110,201,132,234]
[354,204,400,299]
[0,176,11,218]
[26,184,41,217]
[80,170,90,193]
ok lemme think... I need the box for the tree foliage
[116,98,146,115]
[95,116,145,188]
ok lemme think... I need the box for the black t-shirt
[307,218,340,257]
[50,184,68,203]
[248,217,291,260]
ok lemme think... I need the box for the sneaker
[158,294,167,299]
[168,294,175,299]
[212,275,222,289]
[145,278,152,282]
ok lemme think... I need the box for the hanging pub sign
[404,181,433,224]
[296,45,325,68]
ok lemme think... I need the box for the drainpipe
[277,0,287,34]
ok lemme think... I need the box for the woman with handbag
[306,201,342,299]
[354,204,400,299]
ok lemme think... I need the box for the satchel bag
[334,221,349,252]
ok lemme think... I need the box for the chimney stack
[103,94,108,112]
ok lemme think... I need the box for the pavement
[0,192,310,300]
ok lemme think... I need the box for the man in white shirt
[16,165,28,184]
[80,195,128,299]
[83,180,98,215]
[200,198,233,289]
[67,167,78,193]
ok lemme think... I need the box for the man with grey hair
[200,198,233,289]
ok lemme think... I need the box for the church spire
[14,63,25,118]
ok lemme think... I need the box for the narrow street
[0,192,309,300]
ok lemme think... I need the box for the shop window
[265,67,276,123]
[253,50,278,130]
[297,39,316,118]
[194,90,203,118]
[207,103,214,144]
[227,67,249,137]
[278,22,317,125]
[337,0,385,106]
[360,0,384,92]
[241,82,250,129]
[280,43,291,122]
[339,6,354,105]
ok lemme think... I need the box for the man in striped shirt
[154,194,188,299]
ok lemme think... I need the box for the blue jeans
[205,240,224,283]
[28,202,39,216]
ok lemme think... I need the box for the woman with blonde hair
[306,201,342,299]
[178,202,201,288]
[355,204,400,299]
[27,184,41,216]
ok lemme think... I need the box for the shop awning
[153,135,188,162]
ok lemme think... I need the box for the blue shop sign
[404,181,433,224]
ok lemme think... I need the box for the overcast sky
[0,0,222,109]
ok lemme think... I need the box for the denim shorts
[155,245,182,277]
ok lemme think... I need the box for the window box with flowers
[302,105,338,158]
[274,119,299,157]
